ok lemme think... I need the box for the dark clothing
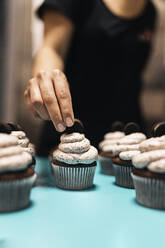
[37,0,156,156]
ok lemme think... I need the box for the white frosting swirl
[53,132,98,164]
[59,138,90,154]
[117,133,146,145]
[99,131,125,152]
[139,137,165,152]
[112,133,146,161]
[148,159,165,173]
[11,131,34,155]
[0,146,23,158]
[0,152,32,173]
[11,131,26,139]
[132,150,165,169]
[0,134,18,147]
[119,150,141,161]
[0,134,33,173]
[61,133,84,143]
[112,144,139,156]
[132,135,165,173]
[104,131,125,140]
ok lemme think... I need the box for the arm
[103,0,148,19]
[25,9,74,132]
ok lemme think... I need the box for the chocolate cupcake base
[0,172,36,212]
[132,172,165,209]
[51,160,97,190]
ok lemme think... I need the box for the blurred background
[0,0,165,144]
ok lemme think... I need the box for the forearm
[104,0,148,19]
[32,45,64,76]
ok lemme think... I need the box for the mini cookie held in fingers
[65,119,84,134]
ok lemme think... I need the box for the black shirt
[37,0,156,156]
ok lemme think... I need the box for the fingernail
[57,123,66,132]
[65,117,73,127]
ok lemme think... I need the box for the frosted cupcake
[51,132,98,190]
[132,131,165,209]
[0,133,36,212]
[112,123,146,188]
[99,131,125,175]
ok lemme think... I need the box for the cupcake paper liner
[0,174,36,212]
[52,163,96,190]
[99,156,114,175]
[113,163,134,189]
[131,173,165,209]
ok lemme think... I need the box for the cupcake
[112,123,146,188]
[132,129,165,209]
[51,132,98,190]
[99,131,125,175]
[0,133,36,212]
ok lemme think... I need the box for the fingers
[37,71,66,132]
[29,78,50,120]
[24,69,74,133]
[52,69,74,127]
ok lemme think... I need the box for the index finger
[52,69,74,127]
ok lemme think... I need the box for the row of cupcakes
[2,119,165,212]
[99,121,165,210]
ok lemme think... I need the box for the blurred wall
[1,0,42,143]
[141,0,165,131]
[1,0,165,145]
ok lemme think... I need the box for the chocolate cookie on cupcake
[0,133,36,212]
[99,122,125,175]
[51,120,98,190]
[112,123,146,188]
[132,122,165,209]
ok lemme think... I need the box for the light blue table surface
[0,157,164,248]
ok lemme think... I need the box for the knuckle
[44,95,54,105]
[38,70,46,79]
[58,89,68,100]
[53,69,66,80]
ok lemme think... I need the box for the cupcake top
[53,132,98,164]
[104,131,125,140]
[139,136,165,152]
[112,132,146,159]
[132,135,165,172]
[99,131,125,152]
[11,131,35,155]
[0,134,32,173]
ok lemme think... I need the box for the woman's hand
[24,69,74,132]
